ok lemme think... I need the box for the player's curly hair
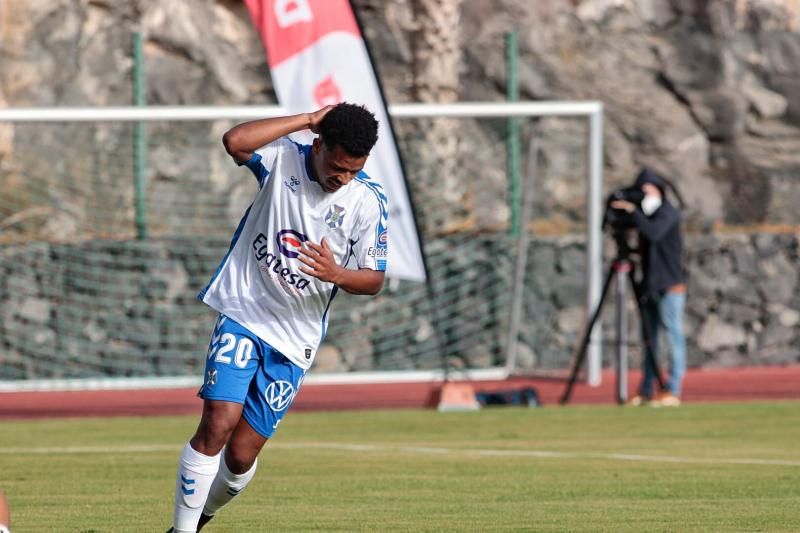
[319,103,379,157]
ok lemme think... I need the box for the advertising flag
[245,0,427,281]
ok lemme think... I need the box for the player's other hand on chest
[297,238,340,284]
[298,237,384,295]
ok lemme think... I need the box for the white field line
[0,442,799,467]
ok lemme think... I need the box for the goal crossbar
[0,101,601,121]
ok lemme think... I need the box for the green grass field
[2,402,800,532]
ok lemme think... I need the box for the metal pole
[133,31,147,240]
[505,32,521,237]
[505,137,537,373]
[586,107,604,385]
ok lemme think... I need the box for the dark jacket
[632,169,684,296]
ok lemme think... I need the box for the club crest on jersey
[325,205,346,228]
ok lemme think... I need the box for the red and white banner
[245,0,426,282]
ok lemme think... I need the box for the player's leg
[173,404,245,533]
[200,344,306,526]
[198,417,267,530]
[171,315,261,533]
[189,400,243,454]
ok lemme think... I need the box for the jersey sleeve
[239,137,294,189]
[351,191,388,272]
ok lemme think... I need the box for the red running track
[1,365,798,420]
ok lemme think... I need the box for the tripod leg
[560,264,616,405]
[615,266,630,405]
[630,274,667,392]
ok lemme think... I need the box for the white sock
[172,443,221,533]
[202,453,258,517]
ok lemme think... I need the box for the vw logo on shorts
[275,229,308,259]
[265,380,295,412]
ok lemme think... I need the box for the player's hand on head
[308,105,335,134]
[298,237,341,283]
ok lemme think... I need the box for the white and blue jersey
[199,137,388,370]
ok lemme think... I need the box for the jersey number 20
[208,333,253,369]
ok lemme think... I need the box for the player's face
[312,139,368,193]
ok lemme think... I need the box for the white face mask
[641,194,662,216]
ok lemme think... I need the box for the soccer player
[168,103,387,532]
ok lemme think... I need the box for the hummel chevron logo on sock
[180,474,196,495]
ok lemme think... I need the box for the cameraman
[611,168,686,407]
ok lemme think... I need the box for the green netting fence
[3,6,797,386]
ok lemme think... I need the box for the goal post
[0,101,604,391]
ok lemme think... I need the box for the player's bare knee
[190,401,242,454]
[191,422,236,453]
[224,446,257,475]
[189,430,228,456]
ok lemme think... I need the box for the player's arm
[298,239,385,295]
[222,106,334,163]
[331,267,385,296]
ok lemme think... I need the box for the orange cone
[437,381,481,412]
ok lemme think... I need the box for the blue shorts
[198,314,306,438]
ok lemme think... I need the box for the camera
[604,185,644,231]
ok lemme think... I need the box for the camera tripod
[560,231,667,405]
